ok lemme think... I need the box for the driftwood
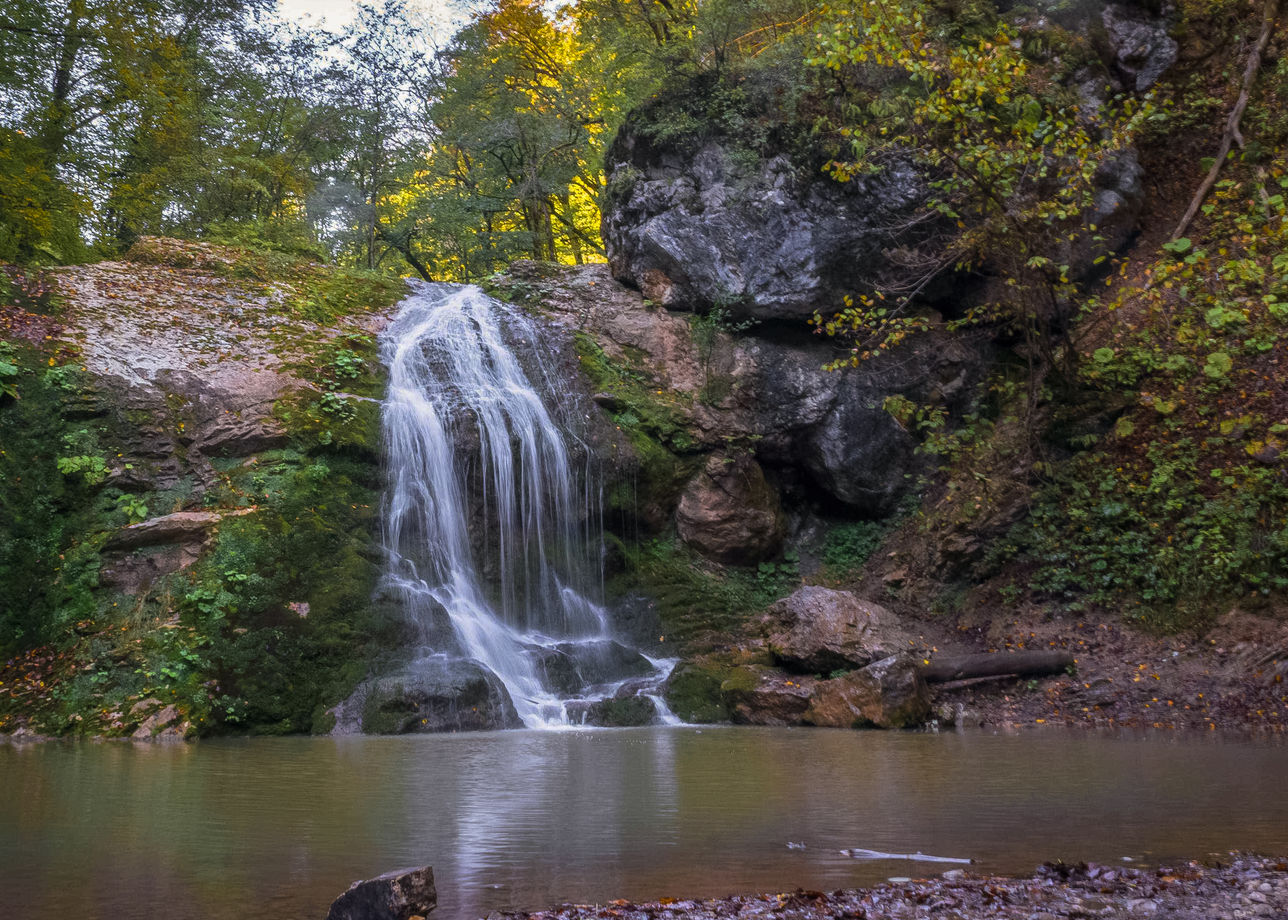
[1171,0,1282,241]
[841,848,973,864]
[920,651,1075,684]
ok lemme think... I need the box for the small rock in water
[326,865,436,920]
[942,870,965,881]
[786,842,806,850]
[887,876,912,884]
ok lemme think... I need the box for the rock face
[514,261,991,520]
[359,659,522,734]
[1103,3,1178,91]
[676,453,784,564]
[603,127,926,321]
[763,587,911,674]
[327,865,437,920]
[804,654,932,729]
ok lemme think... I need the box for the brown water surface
[2,727,1285,920]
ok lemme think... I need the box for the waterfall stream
[374,282,673,729]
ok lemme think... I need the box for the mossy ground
[0,241,404,737]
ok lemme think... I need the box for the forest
[1,0,822,279]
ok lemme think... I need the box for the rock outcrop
[1102,3,1178,92]
[762,587,913,674]
[603,128,926,321]
[327,865,437,920]
[509,261,991,521]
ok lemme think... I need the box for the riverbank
[911,606,1288,735]
[491,855,1288,920]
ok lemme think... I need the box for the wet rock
[676,452,784,564]
[326,865,436,920]
[721,665,815,725]
[663,658,734,724]
[527,640,655,696]
[804,654,932,729]
[360,658,521,734]
[1103,4,1178,91]
[763,587,912,674]
[582,694,659,727]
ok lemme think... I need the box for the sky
[275,0,477,36]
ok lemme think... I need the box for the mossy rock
[662,649,773,723]
[584,695,658,727]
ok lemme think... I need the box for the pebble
[486,855,1288,920]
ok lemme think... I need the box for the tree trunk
[920,651,1075,684]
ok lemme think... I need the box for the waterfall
[377,282,668,729]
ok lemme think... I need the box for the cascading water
[373,282,674,729]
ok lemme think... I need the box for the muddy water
[3,727,1285,920]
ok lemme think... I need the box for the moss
[572,331,701,518]
[609,536,797,647]
[0,352,111,651]
[663,659,733,723]
[585,695,657,727]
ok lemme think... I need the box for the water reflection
[1,727,1285,920]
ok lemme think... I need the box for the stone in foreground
[326,865,436,920]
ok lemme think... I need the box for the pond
[3,726,1286,920]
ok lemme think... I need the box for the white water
[380,283,668,728]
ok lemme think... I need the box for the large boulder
[720,665,816,725]
[327,865,436,920]
[676,452,784,563]
[359,658,521,734]
[763,587,913,674]
[603,120,926,321]
[804,654,932,729]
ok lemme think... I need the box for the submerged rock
[326,865,436,920]
[359,658,521,734]
[763,587,912,674]
[804,654,931,729]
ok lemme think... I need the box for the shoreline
[485,855,1288,920]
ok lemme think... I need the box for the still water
[3,726,1286,920]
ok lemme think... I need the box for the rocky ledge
[488,855,1288,920]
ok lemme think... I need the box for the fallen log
[920,651,1075,684]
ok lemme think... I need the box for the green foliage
[0,355,107,650]
[822,520,887,573]
[810,0,1148,374]
[0,128,86,264]
[1001,164,1288,627]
